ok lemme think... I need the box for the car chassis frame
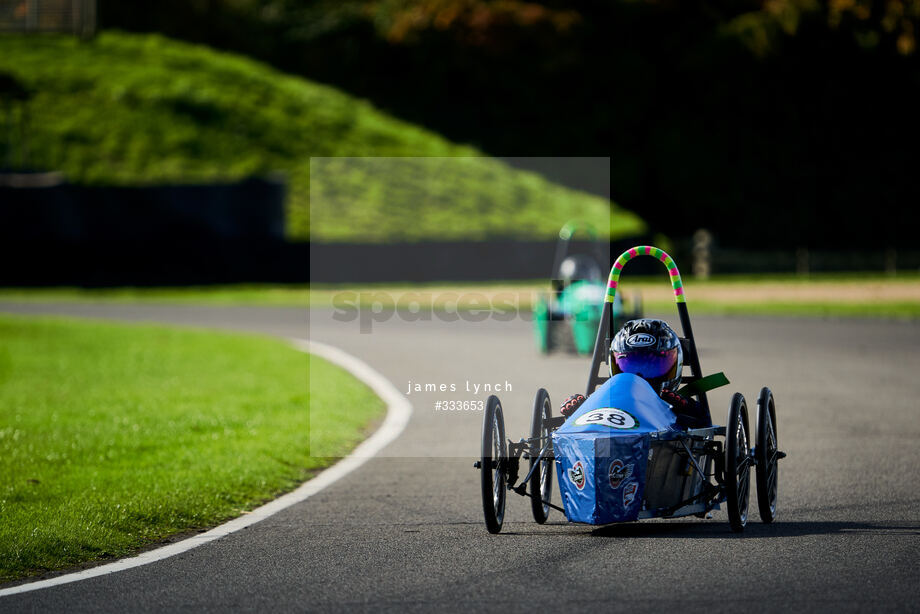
[475,245,785,533]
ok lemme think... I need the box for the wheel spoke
[539,422,551,509]
[527,395,553,524]
[737,455,751,474]
[767,411,777,505]
[726,393,752,530]
[491,414,504,508]
[753,395,779,522]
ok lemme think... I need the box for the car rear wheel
[756,387,779,523]
[481,395,507,534]
[725,393,751,533]
[529,388,553,524]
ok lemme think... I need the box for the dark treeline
[100,0,920,249]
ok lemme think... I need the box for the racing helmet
[609,319,683,393]
[558,255,603,284]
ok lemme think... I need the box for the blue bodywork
[552,373,682,524]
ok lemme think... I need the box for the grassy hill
[0,32,645,242]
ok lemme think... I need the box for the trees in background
[99,0,920,248]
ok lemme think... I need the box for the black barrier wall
[0,177,652,285]
[4,178,904,285]
[0,238,650,286]
[0,177,635,284]
[0,177,292,286]
[0,177,285,241]
[309,239,655,284]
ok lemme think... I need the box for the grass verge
[0,273,917,318]
[0,315,384,582]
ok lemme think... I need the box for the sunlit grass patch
[0,271,917,318]
[0,315,384,582]
[0,32,643,242]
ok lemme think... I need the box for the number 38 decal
[574,408,639,430]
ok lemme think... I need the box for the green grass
[0,315,384,582]
[0,31,644,242]
[637,271,920,283]
[639,300,920,319]
[1,272,918,318]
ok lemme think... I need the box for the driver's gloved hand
[661,388,708,429]
[560,394,586,418]
[661,388,696,411]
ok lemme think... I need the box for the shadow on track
[496,520,920,538]
[588,520,920,539]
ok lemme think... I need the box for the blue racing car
[475,245,784,533]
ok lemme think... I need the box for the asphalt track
[0,302,918,612]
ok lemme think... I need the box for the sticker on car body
[574,408,639,430]
[623,480,638,506]
[608,459,634,489]
[568,461,586,490]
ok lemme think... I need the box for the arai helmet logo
[626,333,656,348]
[568,461,586,490]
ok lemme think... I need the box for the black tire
[529,388,554,524]
[481,395,507,534]
[756,387,779,523]
[725,393,751,533]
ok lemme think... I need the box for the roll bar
[585,246,710,419]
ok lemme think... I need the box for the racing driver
[559,318,711,428]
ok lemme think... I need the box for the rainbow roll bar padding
[606,245,685,304]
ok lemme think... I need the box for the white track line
[0,338,412,598]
